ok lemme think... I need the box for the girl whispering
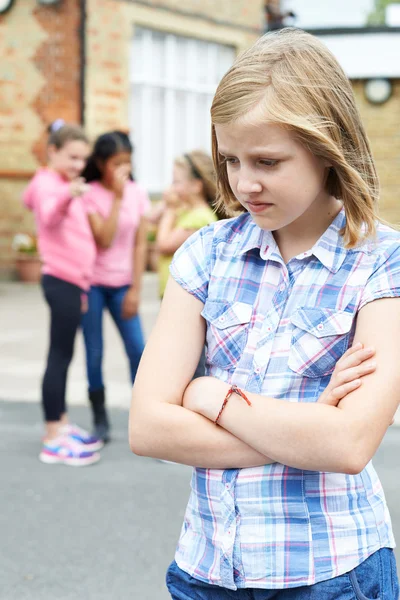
[156,150,219,300]
[130,29,400,598]
[81,131,150,443]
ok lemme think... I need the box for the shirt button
[317,323,324,331]
[255,366,261,374]
[219,316,225,323]
[279,284,285,292]
[266,326,272,332]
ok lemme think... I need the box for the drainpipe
[79,0,86,125]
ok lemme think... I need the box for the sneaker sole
[82,441,104,452]
[39,452,101,466]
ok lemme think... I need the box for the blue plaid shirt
[169,210,399,590]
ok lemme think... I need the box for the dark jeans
[81,285,145,392]
[167,548,399,599]
[41,275,82,422]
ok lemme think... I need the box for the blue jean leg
[281,548,398,600]
[106,285,145,384]
[167,562,284,600]
[82,285,106,392]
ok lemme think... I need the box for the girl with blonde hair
[157,149,220,299]
[130,28,400,598]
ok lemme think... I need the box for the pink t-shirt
[85,181,151,287]
[23,168,96,291]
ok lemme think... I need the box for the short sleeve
[359,243,400,310]
[169,225,213,304]
[82,186,101,216]
[178,209,216,231]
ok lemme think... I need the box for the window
[130,28,235,193]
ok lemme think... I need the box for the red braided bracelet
[214,384,252,425]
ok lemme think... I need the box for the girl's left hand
[318,343,376,406]
[81,293,88,314]
[122,286,139,320]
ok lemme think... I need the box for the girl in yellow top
[157,151,219,299]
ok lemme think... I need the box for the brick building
[0,0,399,277]
[0,0,266,277]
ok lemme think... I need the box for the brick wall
[0,0,82,278]
[32,0,82,164]
[122,0,264,30]
[353,80,400,225]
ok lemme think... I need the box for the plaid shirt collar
[235,208,351,274]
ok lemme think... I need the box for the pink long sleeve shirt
[23,168,96,291]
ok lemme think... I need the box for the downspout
[79,0,86,125]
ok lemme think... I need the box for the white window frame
[130,28,235,194]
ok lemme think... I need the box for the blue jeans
[166,548,399,599]
[82,285,145,391]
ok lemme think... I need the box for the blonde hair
[48,123,88,149]
[211,28,379,247]
[175,150,224,219]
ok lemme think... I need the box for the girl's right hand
[70,177,89,198]
[163,188,180,209]
[318,343,376,407]
[111,164,130,199]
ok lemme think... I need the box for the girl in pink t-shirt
[81,131,150,442]
[23,122,102,467]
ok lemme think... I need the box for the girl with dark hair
[23,120,102,467]
[81,131,150,442]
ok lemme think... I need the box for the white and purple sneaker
[39,435,100,467]
[61,424,104,452]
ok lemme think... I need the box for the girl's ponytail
[82,155,103,183]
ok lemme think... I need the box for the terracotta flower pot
[15,255,42,283]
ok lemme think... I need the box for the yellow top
[158,205,218,298]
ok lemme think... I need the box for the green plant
[12,233,38,255]
[146,227,157,243]
[367,0,400,25]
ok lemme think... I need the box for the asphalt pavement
[0,401,191,600]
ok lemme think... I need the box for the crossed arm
[129,277,400,472]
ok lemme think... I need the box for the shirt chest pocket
[288,307,354,378]
[201,300,253,370]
